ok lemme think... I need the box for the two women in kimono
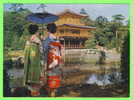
[23,23,63,96]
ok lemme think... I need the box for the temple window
[60,29,64,34]
[71,29,80,34]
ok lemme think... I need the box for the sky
[4,4,129,22]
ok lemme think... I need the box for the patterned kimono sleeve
[31,35,41,44]
[30,35,43,53]
[42,38,49,61]
[42,37,55,60]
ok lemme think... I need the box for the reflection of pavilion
[55,9,96,49]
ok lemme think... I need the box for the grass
[4,50,24,60]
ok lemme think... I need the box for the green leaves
[4,9,31,50]
[37,4,47,13]
[95,16,108,28]
[80,8,88,15]
[91,14,129,50]
[85,38,96,49]
[112,14,125,23]
[121,33,129,84]
[10,4,24,13]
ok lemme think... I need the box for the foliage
[85,38,96,49]
[80,8,95,26]
[10,4,24,12]
[112,14,125,23]
[95,16,108,28]
[37,4,47,13]
[79,9,129,50]
[4,9,31,50]
[121,33,129,84]
[92,15,128,50]
[80,8,88,15]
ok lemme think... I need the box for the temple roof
[57,9,88,17]
[58,24,96,29]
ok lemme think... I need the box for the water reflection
[6,49,120,88]
[86,72,122,86]
[64,51,120,65]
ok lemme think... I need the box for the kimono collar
[48,32,57,39]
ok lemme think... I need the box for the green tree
[95,16,108,28]
[80,8,94,26]
[37,4,47,12]
[111,14,125,51]
[4,8,31,50]
[85,38,96,49]
[112,14,125,23]
[111,14,125,39]
[10,4,23,12]
[93,16,109,47]
[121,33,129,90]
[88,13,128,52]
[80,8,88,15]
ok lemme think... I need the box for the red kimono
[47,41,63,89]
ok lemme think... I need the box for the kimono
[43,33,63,89]
[23,35,42,85]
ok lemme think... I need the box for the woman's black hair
[28,24,39,34]
[47,23,57,33]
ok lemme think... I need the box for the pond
[86,72,122,86]
[5,49,121,88]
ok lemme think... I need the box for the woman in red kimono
[43,23,63,97]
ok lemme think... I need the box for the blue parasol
[26,12,59,24]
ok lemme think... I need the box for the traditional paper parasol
[26,12,59,35]
[26,12,59,24]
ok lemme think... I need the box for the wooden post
[63,38,65,64]
[69,39,70,49]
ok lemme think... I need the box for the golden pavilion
[55,9,96,49]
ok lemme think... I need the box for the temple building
[55,9,96,49]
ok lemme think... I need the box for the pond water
[86,72,122,86]
[6,49,121,88]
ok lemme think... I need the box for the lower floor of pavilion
[59,37,87,49]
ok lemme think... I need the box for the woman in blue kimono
[43,23,63,97]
